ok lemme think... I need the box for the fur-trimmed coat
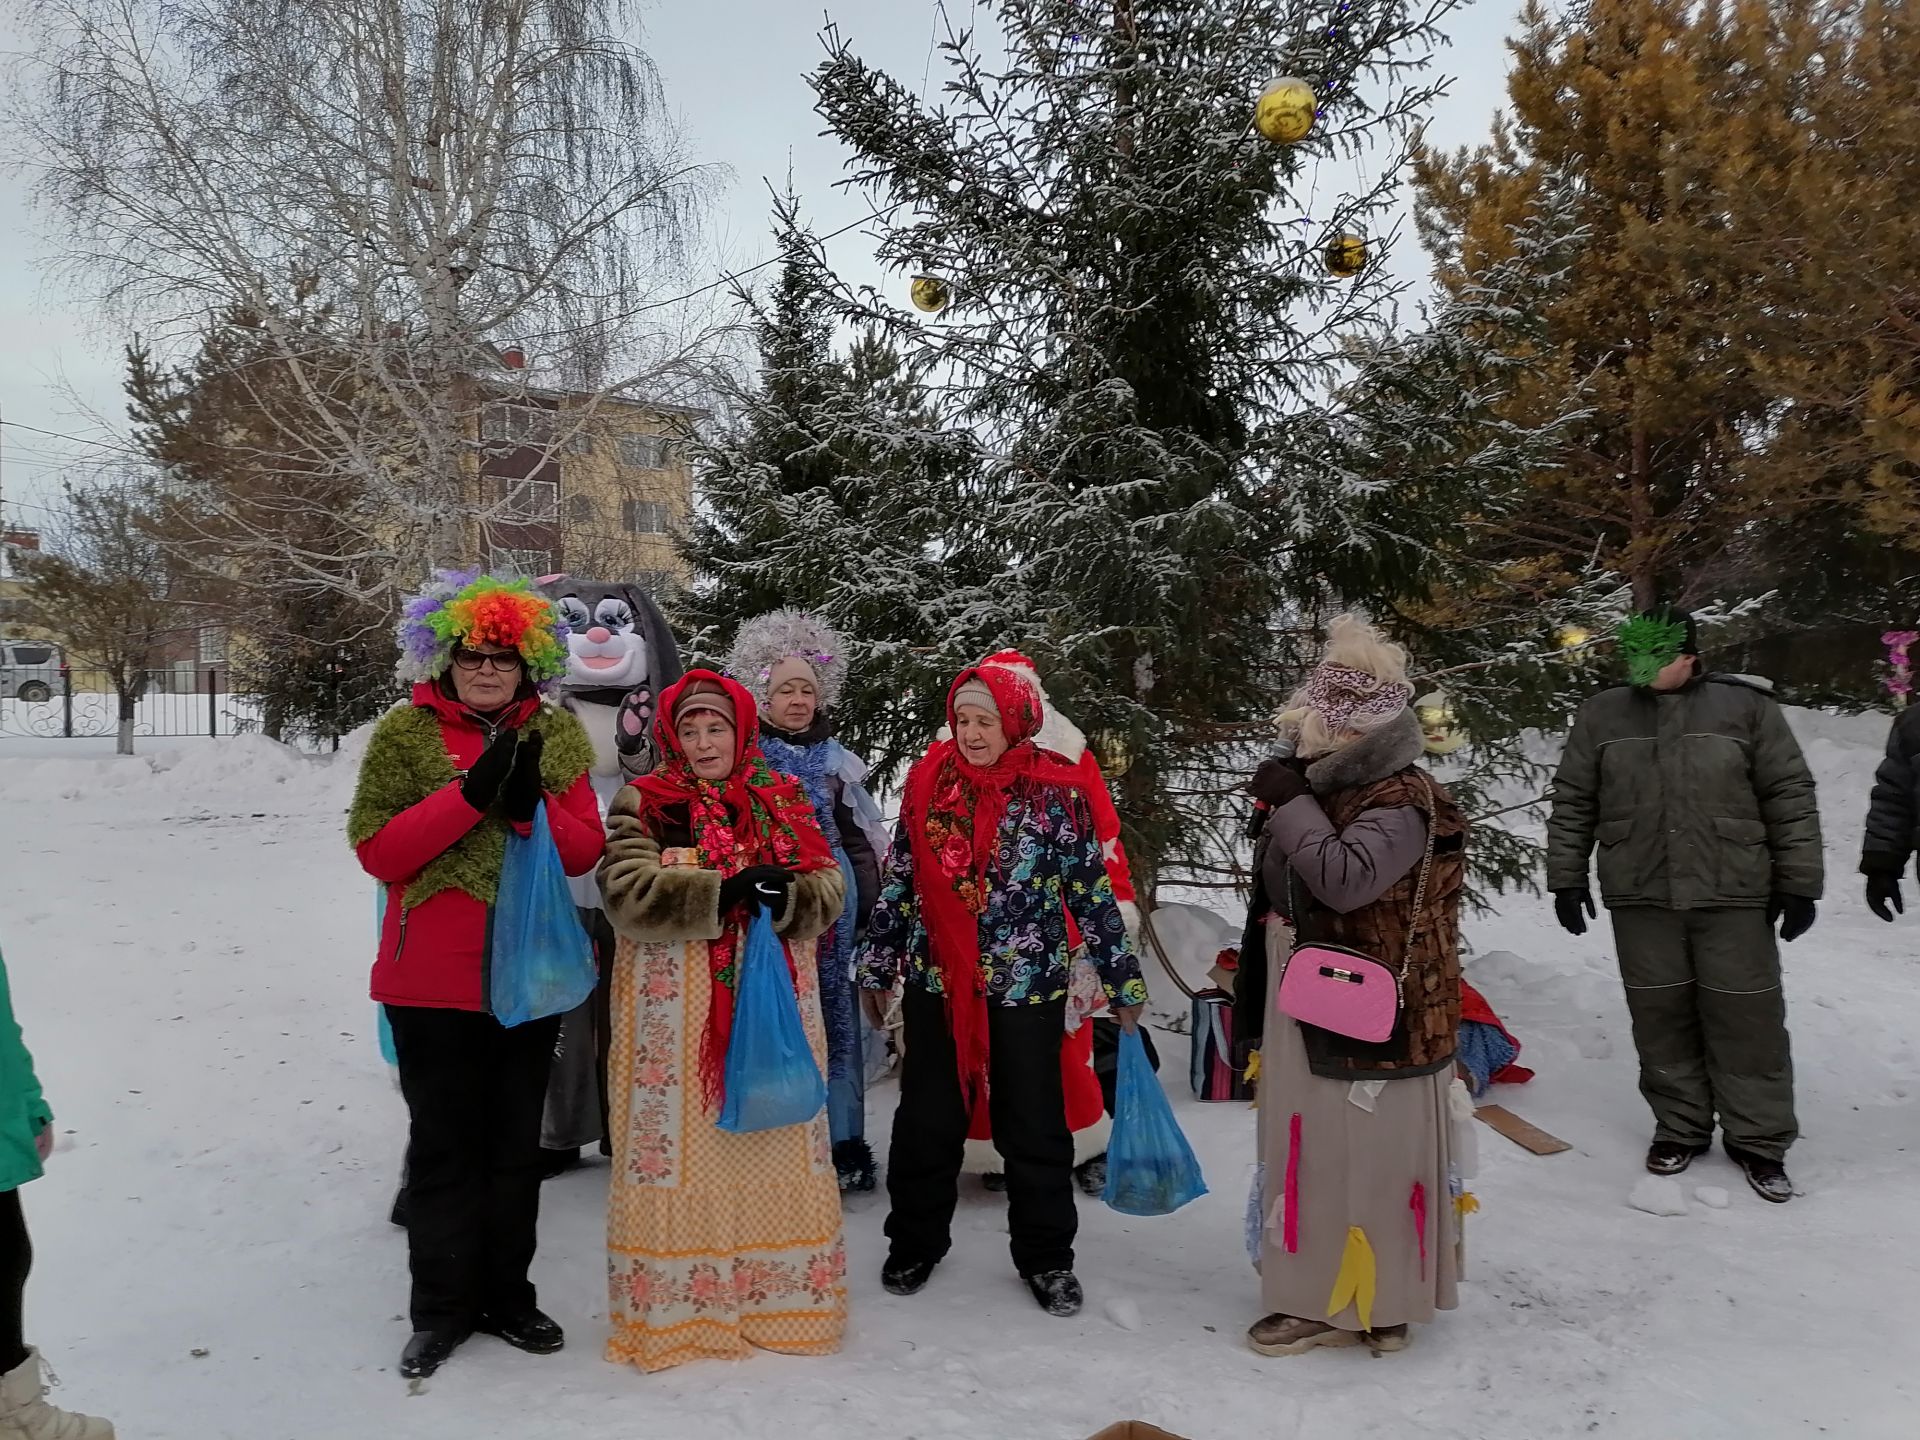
[1242,712,1467,1080]
[596,785,846,947]
[349,682,604,1011]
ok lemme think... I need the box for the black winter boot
[833,1139,877,1193]
[477,1307,565,1354]
[1645,1140,1710,1176]
[539,1146,581,1181]
[399,1329,470,1380]
[1024,1270,1084,1318]
[1725,1143,1794,1203]
[882,1257,939,1296]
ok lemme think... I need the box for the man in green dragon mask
[1544,607,1823,1204]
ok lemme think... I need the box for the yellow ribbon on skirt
[1326,1226,1377,1331]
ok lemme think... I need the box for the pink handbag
[1274,777,1437,1044]
[1275,943,1407,1043]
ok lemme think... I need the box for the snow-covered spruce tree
[809,0,1461,893]
[1323,169,1627,901]
[675,205,991,779]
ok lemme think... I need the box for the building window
[196,627,228,665]
[565,494,596,523]
[481,403,553,446]
[500,478,559,521]
[566,429,594,455]
[622,499,670,534]
[619,434,671,470]
[489,546,554,577]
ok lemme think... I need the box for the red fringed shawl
[900,664,1093,1104]
[626,670,836,1109]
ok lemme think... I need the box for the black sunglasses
[451,645,525,674]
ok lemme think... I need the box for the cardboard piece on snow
[1086,1425,1191,1440]
[1475,1103,1572,1155]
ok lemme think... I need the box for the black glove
[1769,893,1817,943]
[1866,871,1905,924]
[501,730,546,823]
[461,731,518,810]
[1246,756,1310,810]
[1553,887,1596,937]
[719,864,795,917]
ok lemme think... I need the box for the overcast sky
[0,0,1523,528]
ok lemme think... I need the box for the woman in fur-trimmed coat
[597,671,848,1373]
[725,610,889,1192]
[1236,616,1469,1359]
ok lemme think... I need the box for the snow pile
[0,705,1908,1438]
[1627,1176,1690,1217]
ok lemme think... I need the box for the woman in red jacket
[348,572,604,1380]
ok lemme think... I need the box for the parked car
[0,642,62,703]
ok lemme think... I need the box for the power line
[0,419,144,460]
[0,193,916,469]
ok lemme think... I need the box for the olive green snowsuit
[1546,676,1823,1160]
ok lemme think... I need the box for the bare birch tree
[9,0,720,611]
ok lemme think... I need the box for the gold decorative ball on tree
[909,274,952,314]
[1555,625,1592,655]
[1323,233,1368,278]
[1414,691,1467,758]
[1253,76,1317,144]
[1094,729,1133,778]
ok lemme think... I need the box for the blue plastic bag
[716,910,828,1134]
[1103,1026,1208,1216]
[490,800,597,1027]
[375,887,398,1065]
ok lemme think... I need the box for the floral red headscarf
[901,663,1092,1103]
[626,670,836,1109]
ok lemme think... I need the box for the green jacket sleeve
[1753,699,1824,899]
[1545,702,1602,893]
[0,957,50,1133]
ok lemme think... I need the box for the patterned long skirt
[605,931,848,1373]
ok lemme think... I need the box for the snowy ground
[0,710,1912,1440]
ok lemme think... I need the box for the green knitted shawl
[346,700,596,909]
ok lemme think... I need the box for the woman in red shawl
[956,651,1141,1193]
[597,672,848,1372]
[856,664,1147,1318]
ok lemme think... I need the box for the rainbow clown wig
[395,569,570,691]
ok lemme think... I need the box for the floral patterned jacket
[855,787,1147,1009]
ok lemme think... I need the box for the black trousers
[885,986,1075,1277]
[385,1005,560,1332]
[0,1189,28,1373]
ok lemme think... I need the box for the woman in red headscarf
[856,664,1148,1319]
[954,651,1141,1193]
[597,671,848,1372]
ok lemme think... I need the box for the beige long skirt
[1255,925,1462,1331]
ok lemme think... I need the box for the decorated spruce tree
[806,0,1470,893]
[675,203,989,778]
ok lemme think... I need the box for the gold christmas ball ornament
[1556,625,1592,654]
[1323,233,1368,278]
[1095,729,1133,778]
[1254,76,1318,145]
[1414,691,1468,758]
[909,274,952,314]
